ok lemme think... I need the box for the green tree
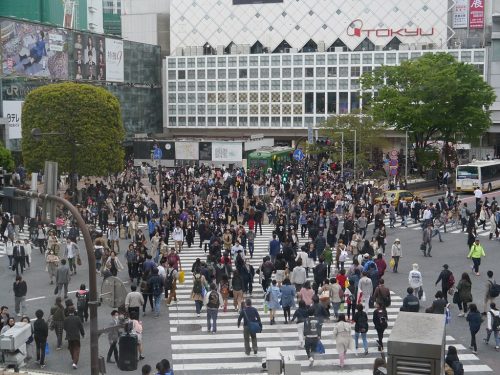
[21,83,125,177]
[360,53,496,167]
[307,112,390,174]
[0,145,15,172]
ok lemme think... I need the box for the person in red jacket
[374,253,387,279]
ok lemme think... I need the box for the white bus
[456,160,500,192]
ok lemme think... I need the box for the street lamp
[350,129,357,179]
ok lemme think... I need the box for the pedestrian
[237,298,262,356]
[484,302,500,350]
[131,317,145,360]
[1,316,15,334]
[373,357,387,375]
[408,263,423,300]
[390,238,402,273]
[13,275,27,316]
[232,269,244,312]
[467,238,485,276]
[401,287,420,312]
[105,251,124,277]
[63,306,85,369]
[106,310,120,364]
[75,284,89,323]
[45,249,59,285]
[191,268,208,317]
[125,284,144,318]
[484,270,498,315]
[205,283,222,333]
[298,281,315,306]
[12,240,26,276]
[435,264,454,303]
[33,309,48,369]
[50,297,65,350]
[422,223,433,257]
[148,268,164,318]
[332,313,354,368]
[456,273,473,317]
[373,279,391,308]
[357,271,373,313]
[353,303,369,355]
[466,303,482,354]
[290,300,308,347]
[373,302,388,352]
[56,259,71,298]
[64,238,80,275]
[265,279,281,325]
[21,316,34,361]
[141,364,152,375]
[279,278,296,324]
[426,291,448,314]
[172,222,184,253]
[290,258,307,292]
[303,314,320,366]
[445,345,464,375]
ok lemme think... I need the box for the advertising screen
[72,32,106,81]
[233,0,283,4]
[1,20,68,79]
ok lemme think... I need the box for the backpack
[151,277,162,296]
[164,269,175,290]
[262,263,273,279]
[207,291,220,308]
[303,317,319,337]
[76,291,87,309]
[489,281,500,298]
[490,311,500,332]
[451,360,464,375]
[193,275,203,294]
[94,247,102,260]
[339,249,348,262]
[378,310,388,330]
[356,312,368,333]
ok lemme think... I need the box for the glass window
[208,105,216,115]
[197,57,205,68]
[198,117,206,126]
[339,92,348,114]
[294,67,302,77]
[271,92,280,102]
[178,105,186,115]
[261,117,269,126]
[327,79,337,90]
[178,82,186,91]
[239,69,248,78]
[271,80,280,90]
[461,51,472,62]
[316,93,325,114]
[362,66,372,74]
[178,117,186,126]
[228,117,237,126]
[228,69,237,79]
[239,56,248,66]
[351,54,360,64]
[228,104,237,114]
[217,57,226,67]
[327,54,337,65]
[305,55,314,65]
[260,104,269,114]
[207,81,216,91]
[239,117,248,127]
[168,82,176,91]
[250,117,259,127]
[228,93,237,103]
[239,93,248,102]
[282,92,291,102]
[339,79,348,90]
[271,105,280,115]
[168,70,176,80]
[293,104,303,115]
[282,55,291,66]
[187,58,195,68]
[351,79,359,90]
[351,66,361,77]
[362,53,373,64]
[250,56,259,66]
[305,80,314,90]
[305,92,314,114]
[218,81,226,90]
[188,105,196,115]
[197,93,206,102]
[188,71,195,80]
[282,80,292,90]
[178,70,186,79]
[283,68,291,78]
[339,54,349,64]
[250,68,259,78]
[261,68,269,78]
[327,92,336,114]
[399,53,409,62]
[316,54,325,65]
[187,116,195,125]
[228,81,237,91]
[218,69,226,79]
[351,92,360,111]
[260,80,269,90]
[293,55,303,65]
[168,94,176,103]
[271,56,280,66]
[386,53,396,64]
[293,80,303,90]
[316,67,325,77]
[228,57,237,67]
[239,104,248,114]
[218,117,226,126]
[178,59,186,68]
[474,50,485,62]
[208,93,216,103]
[327,67,337,77]
[305,68,314,77]
[260,56,269,66]
[207,57,216,67]
[197,70,205,79]
[261,92,269,102]
[188,82,196,91]
[374,53,384,65]
[410,52,421,60]
[207,69,216,79]
[218,105,226,115]
[282,117,291,127]
[218,93,226,102]
[168,59,176,69]
[250,104,259,114]
[271,68,280,78]
[339,67,349,77]
[188,93,196,103]
[271,116,280,126]
[207,116,216,126]
[168,105,176,114]
[293,92,302,102]
[293,117,303,127]
[250,80,259,91]
[316,80,325,90]
[239,81,248,90]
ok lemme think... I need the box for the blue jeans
[195,300,203,314]
[207,308,218,332]
[153,295,162,315]
[248,242,254,258]
[354,331,368,352]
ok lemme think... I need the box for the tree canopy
[360,52,496,158]
[21,83,125,176]
[0,145,15,172]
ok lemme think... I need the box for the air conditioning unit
[289,48,298,53]
[317,41,325,52]
[230,44,238,54]
[375,45,383,51]
[284,48,290,53]
[428,43,436,50]
[334,47,343,52]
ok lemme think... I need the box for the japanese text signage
[469,0,484,29]
[2,101,24,140]
[453,0,468,29]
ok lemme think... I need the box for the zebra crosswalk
[169,225,492,374]
[0,231,32,258]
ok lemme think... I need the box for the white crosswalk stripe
[169,225,492,374]
[0,231,32,258]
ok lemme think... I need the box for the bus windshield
[457,166,479,180]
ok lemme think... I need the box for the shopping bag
[45,342,50,355]
[389,258,395,269]
[339,302,345,313]
[263,302,268,314]
[76,255,82,266]
[421,291,427,302]
[315,340,325,354]
[178,269,185,284]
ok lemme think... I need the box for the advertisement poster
[212,142,242,162]
[469,0,484,29]
[73,32,106,81]
[1,20,68,79]
[2,101,24,140]
[105,38,124,82]
[453,0,468,28]
[175,142,199,160]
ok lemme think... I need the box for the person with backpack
[435,264,454,303]
[313,257,328,294]
[164,263,178,306]
[484,302,500,350]
[373,279,391,309]
[456,272,473,317]
[75,284,89,323]
[445,346,464,375]
[237,298,262,355]
[33,309,49,369]
[302,315,320,365]
[466,303,482,354]
[373,302,388,352]
[484,270,499,314]
[147,268,164,318]
[259,256,274,292]
[353,303,369,355]
[204,283,222,333]
[232,270,244,312]
[191,268,208,317]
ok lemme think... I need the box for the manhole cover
[177,324,202,332]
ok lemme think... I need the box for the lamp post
[405,130,409,181]
[350,129,357,179]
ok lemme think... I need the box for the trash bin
[118,333,138,371]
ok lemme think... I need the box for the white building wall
[170,0,448,54]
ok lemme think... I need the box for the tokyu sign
[347,19,435,38]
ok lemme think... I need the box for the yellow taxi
[374,190,417,207]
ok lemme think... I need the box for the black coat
[63,315,84,341]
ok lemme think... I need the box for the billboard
[105,38,124,82]
[452,0,468,28]
[72,32,106,81]
[233,0,282,4]
[2,100,24,140]
[212,142,242,162]
[469,0,484,29]
[1,20,68,79]
[175,141,199,160]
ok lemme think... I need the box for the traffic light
[316,137,331,146]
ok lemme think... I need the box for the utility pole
[351,129,357,179]
[405,131,409,181]
[340,132,344,180]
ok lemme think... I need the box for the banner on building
[175,141,199,160]
[453,0,468,28]
[0,20,68,79]
[2,101,24,140]
[73,32,106,81]
[212,142,242,162]
[469,0,484,29]
[105,38,124,82]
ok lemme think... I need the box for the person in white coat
[295,246,310,277]
[23,239,32,269]
[172,223,184,253]
[357,271,373,312]
[6,239,14,270]
[290,258,307,292]
[408,263,423,300]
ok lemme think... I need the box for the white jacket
[409,270,423,288]
[291,266,307,285]
[487,309,500,331]
[172,227,184,241]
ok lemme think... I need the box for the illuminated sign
[347,19,435,38]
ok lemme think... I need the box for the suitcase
[118,333,138,371]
